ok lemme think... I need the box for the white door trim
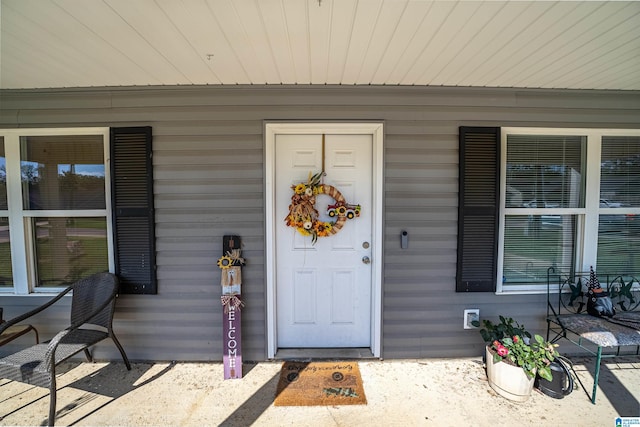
[265,122,384,359]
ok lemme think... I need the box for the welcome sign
[223,303,242,379]
[219,235,244,379]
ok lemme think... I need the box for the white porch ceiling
[1,0,639,90]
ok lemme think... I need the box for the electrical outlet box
[463,309,480,329]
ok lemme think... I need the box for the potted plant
[473,316,559,402]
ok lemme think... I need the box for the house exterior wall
[1,86,639,362]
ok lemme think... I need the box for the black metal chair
[0,272,131,426]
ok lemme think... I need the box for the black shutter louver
[110,127,156,294]
[456,127,500,292]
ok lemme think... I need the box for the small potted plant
[473,316,559,401]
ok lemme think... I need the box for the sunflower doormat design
[274,361,367,406]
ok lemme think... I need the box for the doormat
[274,361,367,406]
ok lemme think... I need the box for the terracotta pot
[485,346,535,402]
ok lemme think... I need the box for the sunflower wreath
[284,171,361,244]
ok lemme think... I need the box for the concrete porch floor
[0,356,638,426]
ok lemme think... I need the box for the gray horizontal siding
[1,85,639,362]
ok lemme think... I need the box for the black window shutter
[110,127,157,294]
[456,127,500,292]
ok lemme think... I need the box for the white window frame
[0,127,114,295]
[497,127,640,294]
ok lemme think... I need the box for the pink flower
[497,345,509,357]
[513,336,519,343]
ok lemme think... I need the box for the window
[0,127,157,295]
[0,129,112,293]
[597,136,640,273]
[499,128,640,293]
[1,137,12,288]
[1,127,156,295]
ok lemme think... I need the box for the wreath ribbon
[319,185,346,235]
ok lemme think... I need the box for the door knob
[362,256,371,265]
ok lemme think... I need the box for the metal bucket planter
[485,346,535,402]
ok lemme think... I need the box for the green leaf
[538,366,553,382]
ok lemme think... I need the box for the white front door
[274,132,373,348]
